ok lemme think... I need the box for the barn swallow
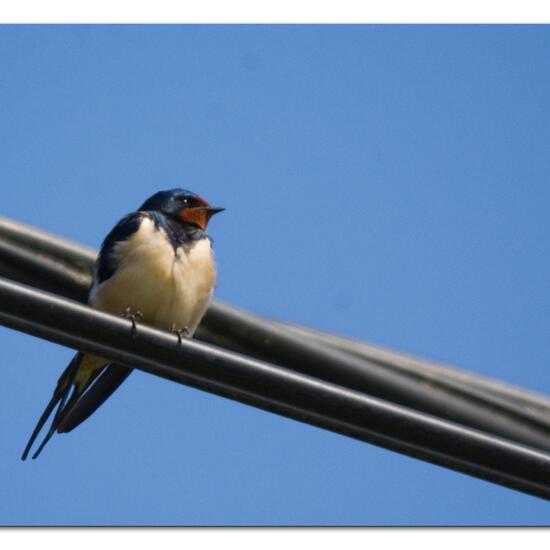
[22,188,224,460]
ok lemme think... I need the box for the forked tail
[21,352,85,460]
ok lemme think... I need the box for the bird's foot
[171,324,190,344]
[121,307,143,335]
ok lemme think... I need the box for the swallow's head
[139,188,224,231]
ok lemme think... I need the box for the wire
[4,214,550,407]
[205,301,550,451]
[0,237,90,300]
[0,216,96,269]
[4,214,549,408]
[1,276,550,501]
[2,216,550,452]
[281,323,550,412]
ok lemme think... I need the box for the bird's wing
[52,213,150,435]
[21,353,106,460]
[55,211,156,430]
[22,212,154,459]
[56,364,133,433]
[93,211,151,286]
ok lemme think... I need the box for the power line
[2,216,550,449]
[1,276,550,500]
[2,216,550,500]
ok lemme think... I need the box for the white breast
[90,217,217,335]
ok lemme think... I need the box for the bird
[21,188,224,460]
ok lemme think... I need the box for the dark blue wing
[54,212,155,439]
[93,211,168,287]
[56,364,133,434]
[25,211,172,454]
[94,212,146,287]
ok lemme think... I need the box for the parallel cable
[2,214,548,403]
[4,215,549,409]
[2,216,550,451]
[1,276,550,501]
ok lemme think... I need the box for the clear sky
[1,25,549,525]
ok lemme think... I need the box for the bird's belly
[91,227,216,335]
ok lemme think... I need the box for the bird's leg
[171,324,190,344]
[121,307,143,335]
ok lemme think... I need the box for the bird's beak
[181,206,225,230]
[205,206,225,216]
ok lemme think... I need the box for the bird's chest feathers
[93,218,216,331]
[173,239,217,297]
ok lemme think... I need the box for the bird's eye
[182,197,198,207]
[180,196,200,208]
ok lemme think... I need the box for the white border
[0,0,550,23]
[0,0,547,542]
[0,528,547,549]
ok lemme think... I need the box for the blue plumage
[95,189,213,287]
[22,188,224,460]
[95,212,145,285]
[138,188,201,212]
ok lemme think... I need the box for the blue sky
[1,25,549,525]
